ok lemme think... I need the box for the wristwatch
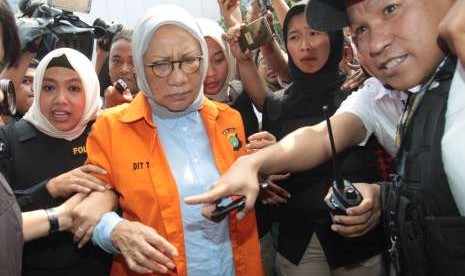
[45,207,60,234]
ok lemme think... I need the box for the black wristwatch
[45,207,60,234]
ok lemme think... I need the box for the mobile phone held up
[322,106,363,215]
[114,79,128,94]
[239,17,274,52]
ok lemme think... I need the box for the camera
[93,18,123,52]
[17,0,99,60]
[239,17,274,52]
[0,79,16,116]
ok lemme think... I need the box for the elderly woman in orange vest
[86,4,263,276]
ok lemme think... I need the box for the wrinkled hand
[325,183,381,238]
[46,164,109,198]
[340,63,368,91]
[246,131,276,153]
[104,85,133,108]
[218,0,241,27]
[223,25,254,64]
[439,0,465,65]
[71,190,118,248]
[111,221,178,274]
[54,193,87,232]
[258,174,291,205]
[185,155,260,221]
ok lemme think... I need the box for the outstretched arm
[22,193,86,242]
[185,112,366,219]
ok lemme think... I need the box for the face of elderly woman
[39,67,85,131]
[143,25,203,111]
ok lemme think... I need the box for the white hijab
[132,5,208,118]
[196,18,236,103]
[23,48,101,141]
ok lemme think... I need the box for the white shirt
[337,69,465,216]
[443,62,465,215]
[336,77,407,157]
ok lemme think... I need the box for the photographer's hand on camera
[325,183,381,238]
[46,164,110,198]
[104,85,133,108]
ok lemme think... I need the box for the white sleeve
[336,78,380,146]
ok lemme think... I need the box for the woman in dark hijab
[257,2,386,276]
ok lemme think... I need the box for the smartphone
[114,79,128,94]
[210,197,246,222]
[239,17,274,52]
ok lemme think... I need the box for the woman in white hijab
[86,5,263,276]
[0,48,112,276]
[197,18,259,137]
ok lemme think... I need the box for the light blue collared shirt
[92,112,235,276]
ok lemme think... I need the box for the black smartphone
[210,197,246,222]
[239,17,274,52]
[114,79,128,94]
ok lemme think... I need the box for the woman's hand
[46,164,110,198]
[246,131,277,154]
[223,25,254,64]
[217,0,241,27]
[111,221,178,274]
[71,190,118,248]
[54,193,88,232]
[258,174,291,205]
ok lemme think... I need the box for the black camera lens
[0,79,16,116]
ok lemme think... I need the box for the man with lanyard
[184,0,465,275]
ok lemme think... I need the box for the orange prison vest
[86,93,263,276]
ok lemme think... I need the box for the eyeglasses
[144,56,203,78]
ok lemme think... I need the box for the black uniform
[383,56,465,276]
[0,119,111,276]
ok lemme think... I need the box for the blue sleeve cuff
[92,211,125,254]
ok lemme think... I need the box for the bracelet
[45,207,60,234]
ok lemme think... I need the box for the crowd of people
[0,0,463,276]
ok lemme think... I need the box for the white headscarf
[132,5,208,118]
[196,18,236,103]
[23,48,101,141]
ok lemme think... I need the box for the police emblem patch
[223,128,242,151]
